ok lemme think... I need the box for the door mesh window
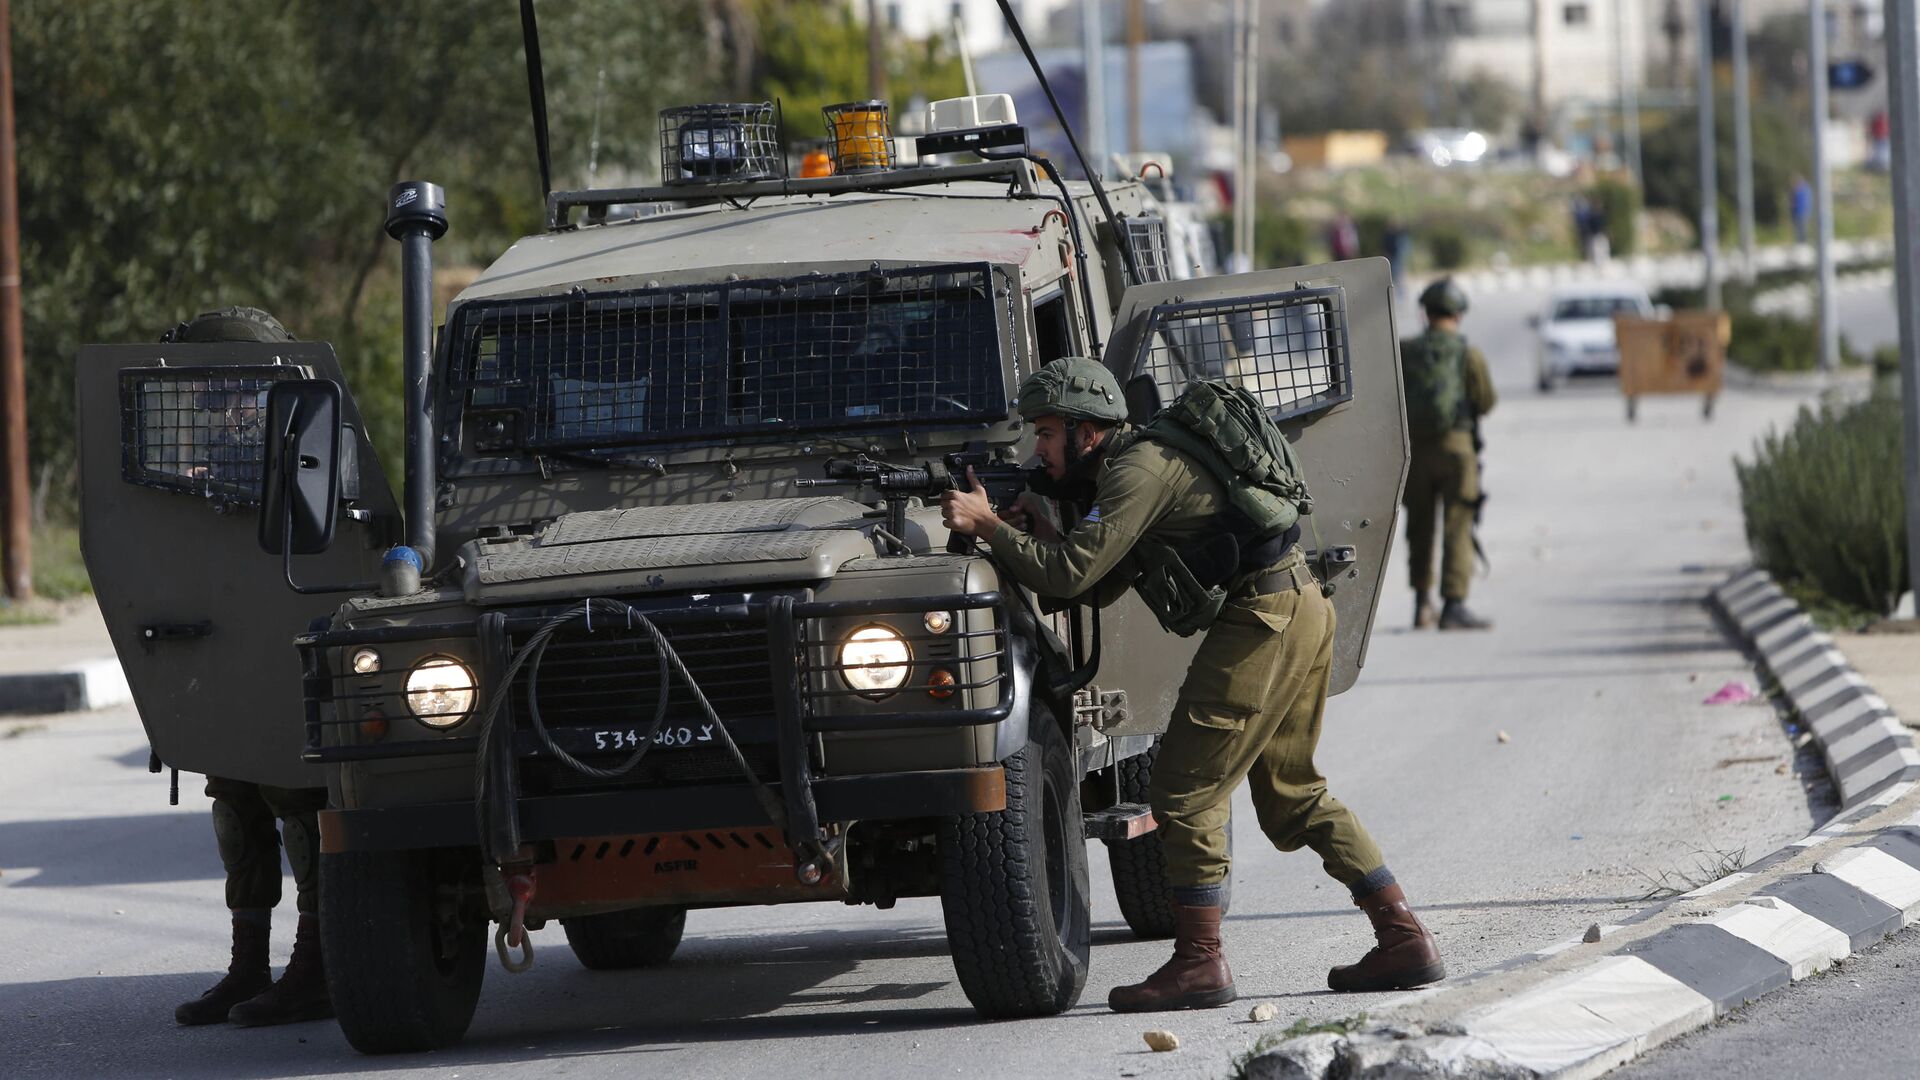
[448,263,1010,448]
[119,366,302,503]
[1129,286,1352,422]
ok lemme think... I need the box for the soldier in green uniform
[1400,279,1497,631]
[941,358,1444,1012]
[163,308,334,1029]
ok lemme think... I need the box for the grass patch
[1630,847,1749,902]
[30,524,91,600]
[0,604,54,626]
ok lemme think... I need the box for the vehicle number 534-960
[593,725,716,751]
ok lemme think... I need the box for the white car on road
[1531,283,1661,391]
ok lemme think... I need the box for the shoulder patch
[1083,504,1102,523]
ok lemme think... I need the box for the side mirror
[1123,373,1163,426]
[258,379,342,556]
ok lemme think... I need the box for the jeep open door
[77,342,398,788]
[1093,257,1408,735]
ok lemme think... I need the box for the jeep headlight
[840,625,911,694]
[405,657,476,727]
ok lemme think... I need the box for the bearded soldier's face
[1031,416,1105,481]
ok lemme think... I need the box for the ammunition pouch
[1133,542,1227,638]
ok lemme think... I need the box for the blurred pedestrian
[1791,176,1813,244]
[1328,212,1359,262]
[1400,280,1496,631]
[1384,221,1411,290]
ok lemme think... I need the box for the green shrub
[1425,223,1468,270]
[1590,177,1640,257]
[1737,394,1909,617]
[1354,211,1393,258]
[1254,213,1312,269]
[1729,311,1819,372]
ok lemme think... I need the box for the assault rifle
[795,450,1039,554]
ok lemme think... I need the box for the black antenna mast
[992,0,1141,285]
[519,0,554,201]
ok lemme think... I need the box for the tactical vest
[1125,380,1313,637]
[1400,329,1469,440]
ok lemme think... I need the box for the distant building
[972,40,1207,174]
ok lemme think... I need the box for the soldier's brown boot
[1327,883,1446,992]
[1413,593,1437,629]
[228,913,334,1027]
[175,913,272,1025]
[1109,904,1237,1012]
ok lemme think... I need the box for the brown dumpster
[1614,309,1729,421]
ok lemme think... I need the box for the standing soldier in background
[1401,279,1497,631]
[942,358,1446,1012]
[160,308,334,1029]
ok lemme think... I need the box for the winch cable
[473,597,810,865]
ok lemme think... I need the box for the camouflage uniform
[1400,327,1497,603]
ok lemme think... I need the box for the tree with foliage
[1639,83,1811,241]
[748,0,964,140]
[14,0,718,509]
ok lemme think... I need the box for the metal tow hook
[494,870,536,973]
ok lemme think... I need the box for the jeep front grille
[509,621,779,742]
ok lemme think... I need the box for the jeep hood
[459,497,878,604]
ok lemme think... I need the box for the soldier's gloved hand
[939,467,999,539]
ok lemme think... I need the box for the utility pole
[1127,0,1145,155]
[1080,0,1109,174]
[954,14,978,98]
[1240,0,1260,271]
[1811,0,1838,370]
[1617,0,1645,188]
[866,0,888,103]
[1230,0,1249,272]
[1531,0,1550,150]
[0,0,29,601]
[1696,0,1721,310]
[1884,0,1920,617]
[1732,0,1756,282]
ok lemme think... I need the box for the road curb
[1712,567,1920,808]
[0,656,131,716]
[1246,568,1919,1079]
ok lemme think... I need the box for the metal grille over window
[450,263,1008,448]
[1122,215,1172,283]
[1130,286,1352,422]
[118,367,299,502]
[658,102,781,185]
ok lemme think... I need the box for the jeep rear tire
[938,704,1090,1018]
[562,905,686,970]
[321,850,485,1054]
[1105,735,1230,939]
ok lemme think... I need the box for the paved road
[0,280,1840,1078]
[1615,914,1920,1080]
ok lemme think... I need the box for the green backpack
[1400,329,1467,440]
[1128,380,1313,636]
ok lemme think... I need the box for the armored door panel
[77,343,399,787]
[1098,257,1407,713]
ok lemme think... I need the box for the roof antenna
[992,0,1140,285]
[519,0,554,201]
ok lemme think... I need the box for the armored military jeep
[78,103,1408,1053]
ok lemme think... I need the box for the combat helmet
[1014,357,1127,424]
[160,306,295,344]
[1417,278,1469,318]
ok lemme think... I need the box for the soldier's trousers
[1147,569,1386,889]
[1404,433,1479,601]
[203,776,327,915]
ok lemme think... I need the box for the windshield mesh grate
[449,263,1008,448]
[1130,285,1352,423]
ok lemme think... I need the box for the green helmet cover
[1014,357,1128,424]
[1418,278,1469,317]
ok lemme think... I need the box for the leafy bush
[1425,223,1468,270]
[1255,213,1312,268]
[1737,393,1909,617]
[1354,211,1393,258]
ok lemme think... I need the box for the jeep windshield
[446,262,1009,454]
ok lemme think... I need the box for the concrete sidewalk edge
[1245,567,1919,1080]
[0,656,130,717]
